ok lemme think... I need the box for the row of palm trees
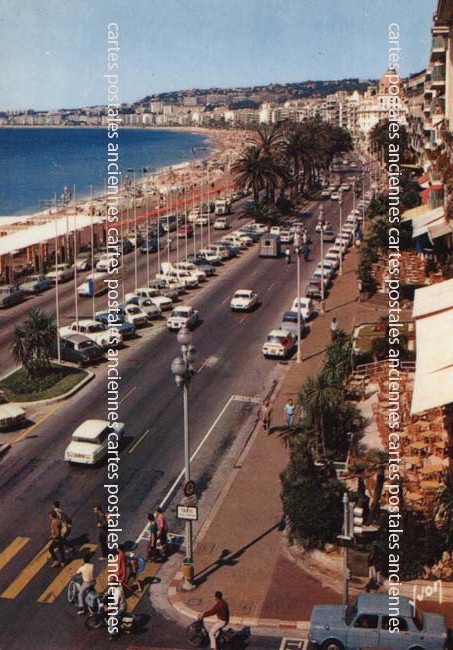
[231,118,353,205]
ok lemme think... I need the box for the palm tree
[13,309,56,379]
[231,146,286,207]
[299,373,340,458]
[248,123,285,157]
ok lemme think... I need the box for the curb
[15,369,95,407]
[168,571,310,631]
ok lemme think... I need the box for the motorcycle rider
[302,244,310,262]
[76,554,96,614]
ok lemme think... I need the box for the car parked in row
[95,312,136,339]
[291,297,315,321]
[126,287,173,311]
[19,274,52,294]
[46,263,74,284]
[51,334,105,366]
[125,297,161,320]
[262,329,296,359]
[60,319,123,349]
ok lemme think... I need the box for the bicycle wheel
[67,580,78,604]
[186,623,204,647]
[85,614,103,630]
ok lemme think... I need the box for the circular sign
[183,480,196,497]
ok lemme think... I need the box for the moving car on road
[64,419,125,465]
[230,289,258,312]
[262,329,296,359]
[166,306,199,331]
[308,594,448,650]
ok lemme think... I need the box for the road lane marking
[1,542,51,599]
[197,355,218,373]
[266,282,275,292]
[128,429,150,455]
[37,544,97,604]
[221,296,230,305]
[239,314,248,324]
[119,386,137,405]
[135,394,260,543]
[10,404,61,446]
[0,537,30,573]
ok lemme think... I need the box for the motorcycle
[67,574,101,614]
[85,593,136,635]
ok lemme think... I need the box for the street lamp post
[319,211,325,314]
[339,191,343,276]
[293,237,302,364]
[170,327,197,589]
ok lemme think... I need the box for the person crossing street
[48,511,66,568]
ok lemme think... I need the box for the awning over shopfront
[402,204,433,222]
[411,207,446,238]
[411,281,453,414]
[0,215,104,257]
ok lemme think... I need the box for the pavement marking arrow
[0,537,30,574]
[1,542,51,599]
[37,544,97,604]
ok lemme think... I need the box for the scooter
[85,592,136,635]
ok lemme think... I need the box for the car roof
[269,329,292,337]
[63,334,95,344]
[356,594,413,617]
[235,289,252,293]
[73,419,109,439]
[78,319,102,326]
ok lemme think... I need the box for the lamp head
[177,326,193,346]
[170,356,186,378]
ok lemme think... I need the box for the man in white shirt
[76,555,95,614]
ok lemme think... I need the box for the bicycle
[186,618,235,648]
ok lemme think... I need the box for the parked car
[330,192,340,200]
[60,320,123,348]
[149,278,185,297]
[279,230,294,244]
[262,329,296,359]
[45,263,74,284]
[312,269,331,288]
[126,287,173,311]
[51,334,105,366]
[64,419,125,465]
[95,312,136,339]
[140,239,159,254]
[126,296,161,320]
[176,224,194,239]
[270,226,281,236]
[118,304,149,327]
[305,279,323,299]
[321,190,331,199]
[197,249,222,265]
[322,229,336,243]
[291,296,315,320]
[74,256,95,271]
[96,254,119,272]
[188,257,217,275]
[166,306,199,331]
[280,311,307,336]
[230,289,259,312]
[214,217,228,230]
[117,238,135,254]
[195,215,209,227]
[0,284,25,308]
[324,251,340,270]
[174,261,207,281]
[19,274,52,294]
[308,594,448,650]
[316,261,336,279]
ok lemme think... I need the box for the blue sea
[0,128,211,216]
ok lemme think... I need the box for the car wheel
[321,641,344,650]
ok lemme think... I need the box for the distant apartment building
[405,70,426,165]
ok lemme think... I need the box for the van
[259,235,281,258]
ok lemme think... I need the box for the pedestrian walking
[93,505,109,560]
[284,398,296,429]
[147,512,159,561]
[48,510,66,568]
[258,399,273,433]
[125,552,143,595]
[155,507,169,558]
[52,500,75,551]
[75,554,95,614]
[330,317,339,341]
[285,248,291,264]
[115,544,128,590]
[200,591,230,650]
[302,244,310,262]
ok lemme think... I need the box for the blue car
[19,274,52,294]
[309,594,448,650]
[95,313,136,339]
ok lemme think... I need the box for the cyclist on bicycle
[200,590,230,649]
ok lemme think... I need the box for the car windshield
[141,299,153,306]
[267,335,287,344]
[283,315,297,324]
[235,292,251,298]
[345,602,357,626]
[78,341,95,350]
[87,324,104,333]
[172,309,189,318]
[128,307,141,314]
[72,437,99,445]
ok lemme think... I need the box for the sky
[0,0,437,111]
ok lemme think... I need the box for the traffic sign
[177,505,198,521]
[183,480,196,497]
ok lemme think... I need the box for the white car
[209,244,230,260]
[316,261,335,279]
[214,217,228,230]
[60,319,123,348]
[198,249,222,265]
[195,215,209,226]
[312,269,331,288]
[330,192,340,200]
[280,230,294,244]
[334,236,351,251]
[291,297,315,321]
[96,254,119,272]
[340,184,351,191]
[156,269,199,289]
[64,419,125,465]
[270,226,281,236]
[188,209,200,223]
[248,222,268,234]
[262,329,296,359]
[232,231,253,246]
[230,289,259,312]
[125,288,173,311]
[324,252,340,270]
[174,262,207,281]
[125,297,161,320]
[221,234,248,250]
[166,306,199,331]
[45,263,74,284]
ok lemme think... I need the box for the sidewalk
[167,247,453,630]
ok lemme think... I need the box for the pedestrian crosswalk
[0,536,158,611]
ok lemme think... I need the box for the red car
[176,224,194,239]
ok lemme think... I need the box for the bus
[78,272,109,297]
[215,198,231,215]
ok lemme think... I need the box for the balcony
[430,35,447,60]
[431,65,446,87]
[430,97,445,121]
